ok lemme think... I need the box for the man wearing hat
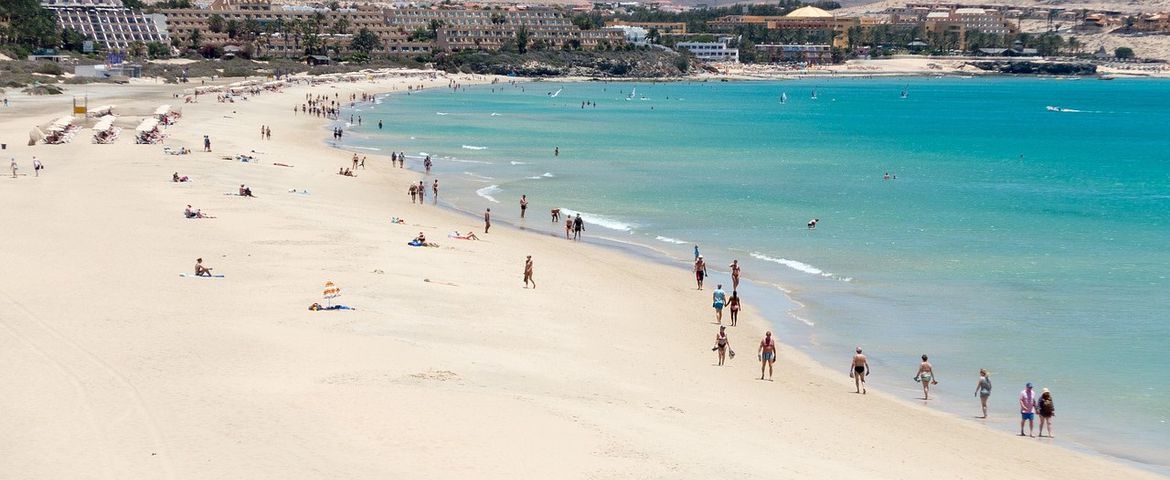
[1019,382,1038,437]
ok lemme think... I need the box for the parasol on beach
[323,281,341,307]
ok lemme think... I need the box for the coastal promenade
[0,75,1161,479]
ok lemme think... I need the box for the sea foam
[462,145,487,150]
[475,185,502,203]
[559,208,634,233]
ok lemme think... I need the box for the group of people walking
[696,248,1056,431]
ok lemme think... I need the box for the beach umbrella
[323,281,341,307]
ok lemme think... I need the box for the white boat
[1046,105,1061,112]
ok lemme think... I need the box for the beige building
[387,7,624,52]
[42,0,170,50]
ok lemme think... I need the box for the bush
[1115,47,1135,59]
[34,62,63,75]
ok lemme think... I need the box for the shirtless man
[729,259,741,290]
[523,255,535,289]
[758,331,777,380]
[551,208,560,222]
[408,183,417,203]
[693,256,707,290]
[519,195,528,219]
[484,208,491,233]
[915,354,938,400]
[572,214,584,241]
[851,347,870,394]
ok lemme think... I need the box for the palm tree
[187,28,201,50]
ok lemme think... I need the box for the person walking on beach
[728,290,741,326]
[10,158,18,178]
[1038,388,1055,438]
[523,255,535,289]
[975,369,992,418]
[729,259,741,290]
[519,195,528,219]
[758,331,777,381]
[712,284,727,324]
[417,181,425,203]
[32,157,42,177]
[408,183,418,204]
[484,208,491,233]
[203,135,211,152]
[432,180,439,203]
[694,245,700,261]
[694,256,707,290]
[915,354,938,400]
[359,156,366,169]
[851,347,869,394]
[1020,382,1038,437]
[564,216,572,239]
[572,214,584,241]
[713,325,731,366]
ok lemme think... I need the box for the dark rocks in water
[969,61,1097,75]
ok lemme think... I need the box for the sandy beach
[0,73,1163,479]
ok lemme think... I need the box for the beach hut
[92,115,119,144]
[134,117,162,144]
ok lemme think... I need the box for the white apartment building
[676,36,739,63]
[42,0,169,50]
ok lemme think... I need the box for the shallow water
[341,77,1170,470]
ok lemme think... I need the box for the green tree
[147,41,170,58]
[60,28,89,52]
[1114,46,1135,59]
[515,25,530,54]
[428,19,445,40]
[225,19,241,39]
[327,1,340,11]
[1,0,59,51]
[647,27,660,44]
[208,14,224,33]
[128,40,147,57]
[350,27,380,53]
[187,28,202,49]
[332,17,350,36]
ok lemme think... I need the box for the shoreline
[1,74,1164,479]
[331,81,1168,474]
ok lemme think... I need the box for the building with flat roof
[387,7,624,52]
[605,20,687,34]
[676,36,738,62]
[755,43,831,64]
[42,0,169,50]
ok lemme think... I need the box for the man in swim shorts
[1020,382,1037,437]
[694,256,707,290]
[520,195,528,218]
[712,284,727,324]
[851,347,869,394]
[484,208,491,233]
[758,331,777,381]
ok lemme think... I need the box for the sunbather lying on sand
[173,172,189,182]
[449,231,480,240]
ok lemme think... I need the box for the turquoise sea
[338,77,1170,470]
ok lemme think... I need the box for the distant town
[2,0,1169,83]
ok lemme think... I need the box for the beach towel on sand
[179,273,224,278]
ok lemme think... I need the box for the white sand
[0,74,1162,479]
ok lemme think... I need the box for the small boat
[1045,105,1061,112]
[900,86,908,99]
[780,92,788,104]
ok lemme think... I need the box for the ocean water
[340,77,1170,470]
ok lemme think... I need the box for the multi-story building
[605,20,687,34]
[161,1,622,57]
[1134,12,1170,32]
[755,44,831,64]
[676,36,738,62]
[41,0,169,50]
[386,7,625,52]
[707,7,862,49]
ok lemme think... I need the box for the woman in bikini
[915,354,938,400]
[728,291,741,326]
[714,325,730,366]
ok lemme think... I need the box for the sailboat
[811,88,818,101]
[900,86,908,99]
[549,88,563,98]
[626,87,636,101]
[780,92,788,104]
